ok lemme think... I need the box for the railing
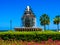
[14,27,42,31]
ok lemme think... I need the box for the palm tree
[40,14,50,31]
[53,15,60,31]
[47,20,50,30]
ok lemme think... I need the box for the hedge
[0,31,60,41]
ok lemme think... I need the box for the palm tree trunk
[57,24,59,31]
[44,25,46,31]
[48,25,49,30]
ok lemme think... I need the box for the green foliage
[53,15,60,31]
[40,14,50,25]
[0,31,60,41]
[53,15,60,24]
[40,14,50,30]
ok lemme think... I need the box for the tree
[40,14,50,31]
[53,15,60,31]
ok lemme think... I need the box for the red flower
[48,39,53,43]
[35,43,39,45]
[27,42,31,45]
[54,40,59,43]
[41,41,45,44]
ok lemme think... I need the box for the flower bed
[0,39,60,45]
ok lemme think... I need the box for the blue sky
[0,0,60,30]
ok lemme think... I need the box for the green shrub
[0,31,60,41]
